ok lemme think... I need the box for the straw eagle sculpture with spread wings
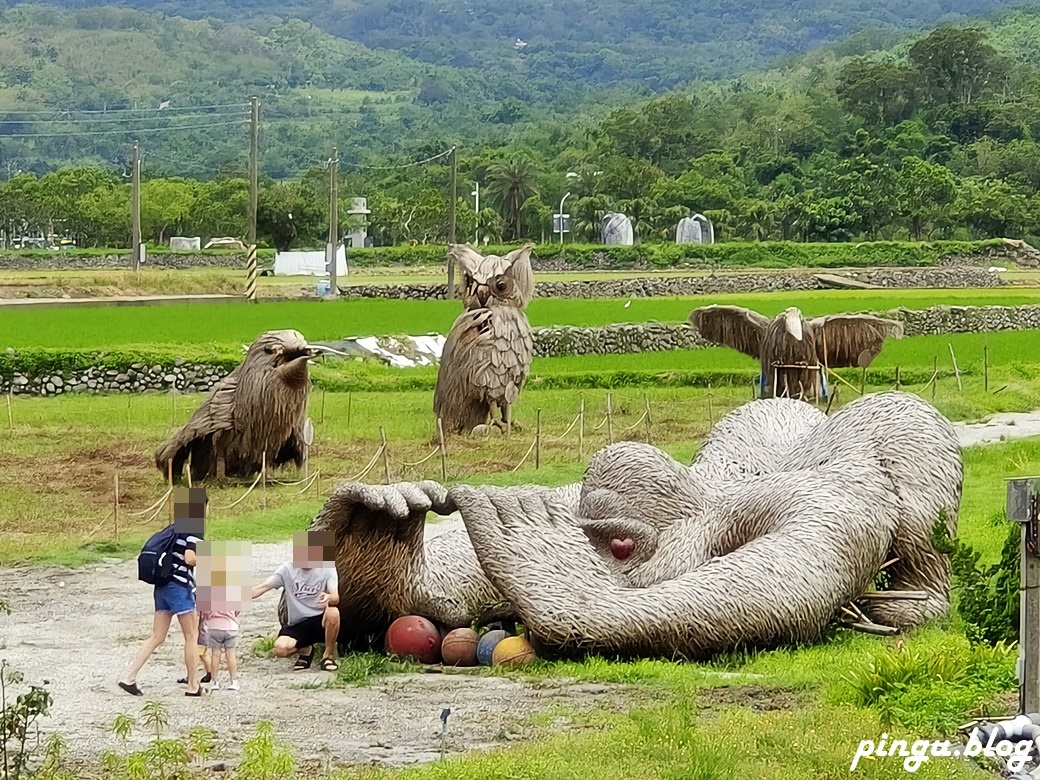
[433,243,536,434]
[155,329,337,484]
[689,305,904,400]
[310,391,962,660]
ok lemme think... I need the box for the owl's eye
[493,276,510,294]
[264,346,276,354]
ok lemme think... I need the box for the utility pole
[245,96,260,302]
[248,97,259,246]
[327,147,339,298]
[447,145,458,300]
[131,140,142,271]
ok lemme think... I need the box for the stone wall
[341,267,1004,301]
[3,304,1039,397]
[2,359,231,397]
[0,252,246,270]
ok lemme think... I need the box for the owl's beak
[475,285,490,307]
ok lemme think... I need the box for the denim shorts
[153,581,196,616]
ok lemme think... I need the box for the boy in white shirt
[252,530,340,672]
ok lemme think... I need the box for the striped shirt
[171,532,201,589]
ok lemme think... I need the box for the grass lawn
[2,287,1039,350]
[1,373,1036,778]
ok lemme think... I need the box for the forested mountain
[3,0,1040,250]
[0,0,1035,176]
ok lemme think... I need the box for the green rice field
[2,287,1038,349]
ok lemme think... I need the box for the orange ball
[441,628,480,666]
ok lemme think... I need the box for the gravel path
[0,518,631,770]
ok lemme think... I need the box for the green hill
[0,0,1037,175]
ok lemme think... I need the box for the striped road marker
[245,244,258,302]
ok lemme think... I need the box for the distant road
[0,294,243,311]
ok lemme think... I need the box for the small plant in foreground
[0,660,55,780]
[100,700,215,780]
[236,721,294,780]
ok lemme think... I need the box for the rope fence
[4,354,991,547]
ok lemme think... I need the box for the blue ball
[476,630,508,666]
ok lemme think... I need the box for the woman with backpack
[118,487,207,697]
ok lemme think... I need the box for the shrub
[341,239,1003,270]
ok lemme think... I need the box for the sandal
[293,653,313,671]
[118,681,143,696]
[320,657,338,672]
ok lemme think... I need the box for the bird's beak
[306,344,350,360]
[784,310,803,341]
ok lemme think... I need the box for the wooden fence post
[606,393,614,445]
[5,391,11,431]
[894,365,900,391]
[380,427,391,484]
[984,344,990,393]
[578,397,585,461]
[113,474,120,542]
[931,356,938,401]
[707,383,714,427]
[644,394,653,445]
[948,342,963,392]
[535,409,542,470]
[261,452,267,510]
[437,417,447,481]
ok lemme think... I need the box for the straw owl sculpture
[434,243,536,434]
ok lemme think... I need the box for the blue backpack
[138,524,179,585]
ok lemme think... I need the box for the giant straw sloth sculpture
[311,391,962,659]
[156,329,336,483]
[689,304,904,399]
[433,243,535,434]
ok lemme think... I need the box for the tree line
[4,25,1040,250]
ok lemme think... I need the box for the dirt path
[0,519,631,771]
[953,410,1040,447]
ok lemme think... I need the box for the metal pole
[328,147,339,298]
[1008,477,1040,715]
[447,146,458,299]
[473,181,479,245]
[248,96,259,247]
[559,192,571,243]
[131,140,141,271]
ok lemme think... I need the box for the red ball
[386,615,441,664]
[441,628,480,666]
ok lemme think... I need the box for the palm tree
[484,152,540,240]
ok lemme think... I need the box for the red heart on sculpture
[610,538,635,560]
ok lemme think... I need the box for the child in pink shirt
[199,592,241,690]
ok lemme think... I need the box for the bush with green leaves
[343,239,1002,270]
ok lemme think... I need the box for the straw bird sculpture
[434,243,535,434]
[689,305,904,399]
[311,391,962,659]
[155,330,335,484]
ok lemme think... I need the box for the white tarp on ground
[274,246,347,277]
[353,335,446,367]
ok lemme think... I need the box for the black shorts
[278,614,326,648]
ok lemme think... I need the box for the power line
[0,120,250,139]
[342,147,455,172]
[0,102,250,117]
[0,110,248,126]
